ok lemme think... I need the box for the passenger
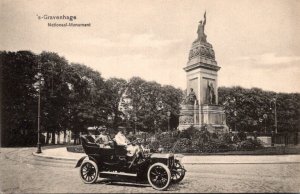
[95,130,112,148]
[114,128,141,157]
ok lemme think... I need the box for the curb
[32,151,300,164]
[32,152,182,162]
[185,162,300,164]
[32,152,79,161]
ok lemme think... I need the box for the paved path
[35,147,300,164]
[1,147,300,193]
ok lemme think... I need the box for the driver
[114,128,141,157]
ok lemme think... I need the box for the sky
[1,0,300,93]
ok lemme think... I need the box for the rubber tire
[79,160,98,184]
[147,162,171,191]
[171,161,185,183]
[172,169,185,183]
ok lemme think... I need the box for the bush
[148,140,160,150]
[66,145,84,153]
[219,133,232,144]
[173,129,264,153]
[172,138,192,153]
[199,141,233,153]
[237,132,247,141]
[238,139,263,151]
[65,130,263,154]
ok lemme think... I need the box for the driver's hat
[98,127,106,133]
[117,126,126,131]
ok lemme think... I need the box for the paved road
[0,148,300,193]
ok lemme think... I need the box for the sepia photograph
[0,0,300,193]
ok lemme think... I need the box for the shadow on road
[95,179,150,188]
[94,179,183,191]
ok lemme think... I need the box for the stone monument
[178,12,228,133]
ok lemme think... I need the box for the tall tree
[160,85,184,130]
[39,52,71,144]
[126,77,183,133]
[219,86,300,133]
[1,51,38,146]
[105,78,128,131]
[67,63,108,143]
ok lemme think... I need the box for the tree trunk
[63,130,67,144]
[74,131,78,145]
[51,131,56,144]
[68,130,71,144]
[46,132,50,144]
[57,132,60,144]
[79,132,82,144]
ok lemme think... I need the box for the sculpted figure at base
[184,88,198,105]
[206,82,216,105]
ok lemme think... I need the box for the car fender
[174,159,187,172]
[75,156,88,168]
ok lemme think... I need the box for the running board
[100,171,137,177]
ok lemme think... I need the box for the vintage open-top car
[75,135,186,190]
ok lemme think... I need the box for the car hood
[150,153,174,158]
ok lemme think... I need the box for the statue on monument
[185,88,197,105]
[197,11,207,42]
[206,82,216,105]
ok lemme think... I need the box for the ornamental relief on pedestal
[179,116,194,124]
[188,46,215,60]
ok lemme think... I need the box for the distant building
[118,88,133,119]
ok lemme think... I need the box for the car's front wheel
[171,160,185,183]
[79,160,98,184]
[147,163,171,190]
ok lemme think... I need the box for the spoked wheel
[147,163,171,191]
[171,160,185,183]
[79,160,98,184]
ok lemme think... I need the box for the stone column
[194,100,199,127]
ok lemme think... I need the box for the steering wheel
[128,139,137,146]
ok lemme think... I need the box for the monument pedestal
[178,104,198,130]
[179,104,228,133]
[178,13,228,133]
[200,104,228,133]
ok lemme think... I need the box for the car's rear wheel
[80,160,98,184]
[171,160,185,183]
[147,163,171,190]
